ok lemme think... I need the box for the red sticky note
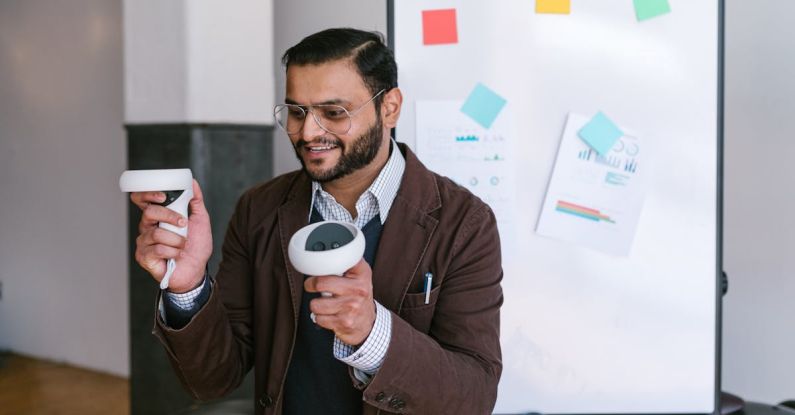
[422,9,458,45]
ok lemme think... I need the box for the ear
[380,88,403,129]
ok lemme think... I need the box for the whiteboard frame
[386,1,725,414]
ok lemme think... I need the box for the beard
[293,117,384,183]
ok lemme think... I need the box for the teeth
[308,145,336,152]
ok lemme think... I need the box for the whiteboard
[389,1,721,413]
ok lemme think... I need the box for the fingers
[309,295,369,316]
[134,242,179,279]
[134,225,187,279]
[137,227,187,250]
[309,296,346,316]
[138,204,187,234]
[304,275,368,298]
[136,227,184,260]
[135,253,164,278]
[313,314,358,333]
[139,243,182,261]
[312,299,376,345]
[130,191,166,210]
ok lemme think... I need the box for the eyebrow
[284,97,352,106]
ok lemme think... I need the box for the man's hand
[130,180,213,293]
[304,259,377,346]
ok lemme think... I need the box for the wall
[722,0,795,403]
[125,0,274,124]
[0,0,128,376]
[272,0,388,176]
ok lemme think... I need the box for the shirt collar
[309,139,406,224]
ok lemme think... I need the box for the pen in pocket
[423,272,433,305]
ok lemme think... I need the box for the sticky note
[536,0,571,15]
[578,112,624,155]
[422,9,458,45]
[460,83,507,129]
[633,0,671,21]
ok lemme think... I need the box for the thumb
[188,179,208,217]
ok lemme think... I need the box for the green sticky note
[634,0,671,21]
[578,112,624,155]
[460,83,507,129]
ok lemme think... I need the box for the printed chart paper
[536,113,649,256]
[415,100,517,235]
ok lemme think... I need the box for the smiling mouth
[305,144,339,152]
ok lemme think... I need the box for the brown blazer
[153,143,503,414]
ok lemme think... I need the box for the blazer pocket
[398,285,441,334]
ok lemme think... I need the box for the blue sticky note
[460,83,507,129]
[578,112,624,155]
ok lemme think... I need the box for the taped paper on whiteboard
[415,100,518,237]
[536,112,649,256]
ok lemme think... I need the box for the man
[131,28,503,414]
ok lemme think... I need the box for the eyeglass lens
[275,105,352,135]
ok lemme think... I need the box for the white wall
[123,0,188,123]
[125,0,275,124]
[272,0,388,176]
[722,0,795,403]
[0,0,128,376]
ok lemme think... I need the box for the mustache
[294,137,343,150]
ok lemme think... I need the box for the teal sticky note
[460,83,507,129]
[578,112,624,155]
[633,0,671,21]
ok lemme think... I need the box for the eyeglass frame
[273,88,387,136]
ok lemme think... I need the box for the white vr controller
[288,221,365,321]
[119,169,194,290]
[288,221,365,277]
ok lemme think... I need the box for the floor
[0,352,129,415]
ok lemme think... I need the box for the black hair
[281,28,398,108]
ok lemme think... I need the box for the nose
[300,109,327,141]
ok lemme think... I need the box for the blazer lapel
[372,198,438,312]
[277,174,312,319]
[372,144,441,312]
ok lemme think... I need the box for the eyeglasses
[274,89,386,135]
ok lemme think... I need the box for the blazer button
[389,397,406,409]
[258,394,274,408]
[375,392,386,402]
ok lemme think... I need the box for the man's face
[285,60,385,183]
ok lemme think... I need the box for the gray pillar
[123,1,276,413]
[126,124,272,414]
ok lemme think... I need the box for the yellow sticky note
[536,0,570,14]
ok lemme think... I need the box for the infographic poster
[415,100,517,233]
[536,112,649,256]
